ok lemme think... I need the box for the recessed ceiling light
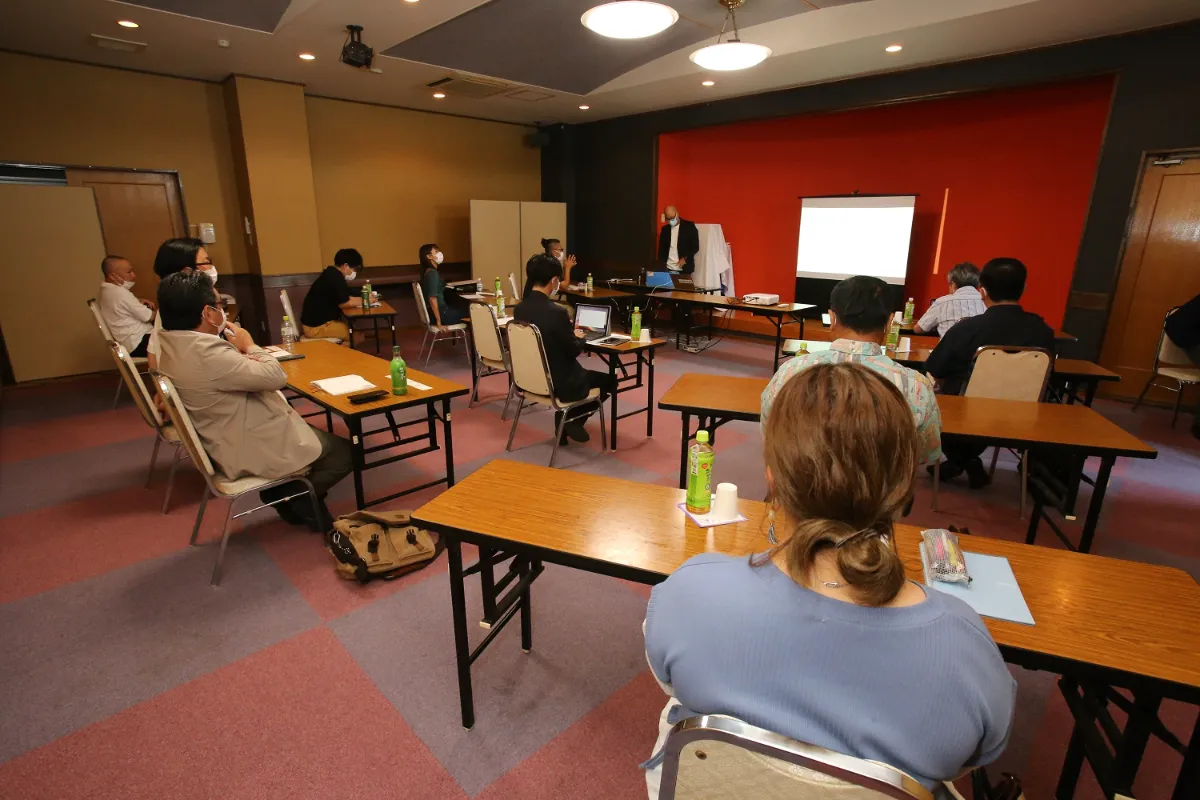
[885,44,903,53]
[579,105,590,110]
[404,0,420,3]
[117,20,139,28]
[581,2,678,39]
[702,80,715,87]
[433,92,446,99]
[298,53,315,61]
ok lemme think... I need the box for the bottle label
[391,361,407,395]
[686,448,713,512]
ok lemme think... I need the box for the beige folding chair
[155,374,321,586]
[88,297,150,409]
[505,320,607,467]
[508,271,521,301]
[933,346,1051,516]
[279,289,342,343]
[412,281,470,366]
[658,715,933,800]
[108,341,189,513]
[468,301,514,417]
[1132,308,1200,427]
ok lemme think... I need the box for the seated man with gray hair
[912,262,987,337]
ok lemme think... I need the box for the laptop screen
[575,304,610,333]
[644,271,674,288]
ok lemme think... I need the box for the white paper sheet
[312,375,375,395]
[383,376,431,391]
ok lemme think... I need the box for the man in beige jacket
[156,272,352,528]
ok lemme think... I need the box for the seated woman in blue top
[418,243,464,328]
[643,362,1015,797]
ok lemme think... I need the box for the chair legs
[189,491,210,546]
[418,329,433,365]
[549,412,568,468]
[1171,385,1184,428]
[506,392,525,451]
[500,382,515,421]
[161,446,185,515]
[988,447,1000,477]
[1132,376,1156,412]
[112,376,125,409]
[210,501,239,586]
[208,478,319,586]
[146,435,163,488]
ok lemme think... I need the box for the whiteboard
[796,195,916,286]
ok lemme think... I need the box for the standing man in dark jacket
[658,206,699,275]
[925,257,1057,486]
[513,254,615,444]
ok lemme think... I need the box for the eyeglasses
[195,261,214,267]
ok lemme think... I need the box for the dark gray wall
[546,21,1200,358]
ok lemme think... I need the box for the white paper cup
[713,483,738,520]
[640,328,651,342]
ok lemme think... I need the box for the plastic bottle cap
[634,306,640,312]
[696,430,709,444]
[283,315,289,320]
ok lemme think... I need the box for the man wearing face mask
[514,254,615,444]
[300,248,363,343]
[156,272,353,529]
[657,206,699,275]
[97,255,156,357]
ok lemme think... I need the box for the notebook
[920,546,1035,626]
[312,375,375,395]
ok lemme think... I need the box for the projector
[341,25,374,69]
[743,293,780,305]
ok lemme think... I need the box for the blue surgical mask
[668,217,679,227]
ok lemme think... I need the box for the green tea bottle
[390,346,407,396]
[630,306,642,341]
[686,430,714,514]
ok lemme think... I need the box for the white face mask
[548,278,560,295]
[345,270,357,281]
[554,252,564,262]
[201,266,218,283]
[668,217,679,227]
[207,305,227,336]
[433,252,444,265]
[121,280,136,291]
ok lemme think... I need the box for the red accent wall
[656,77,1115,327]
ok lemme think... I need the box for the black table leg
[442,397,456,487]
[679,412,692,489]
[479,546,497,626]
[608,352,619,451]
[1084,380,1099,407]
[372,317,381,354]
[389,314,397,351]
[347,416,366,510]
[771,316,783,371]
[446,538,475,730]
[646,350,655,437]
[520,558,535,653]
[1078,456,1114,554]
[1173,712,1200,800]
[1065,379,1078,405]
[1110,693,1162,794]
[325,409,333,433]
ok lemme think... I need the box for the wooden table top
[281,340,468,417]
[1054,358,1121,381]
[937,395,1156,457]
[343,301,398,319]
[656,373,1155,458]
[461,292,522,307]
[653,291,815,314]
[561,286,637,301]
[585,336,669,353]
[414,460,1200,694]
[658,372,767,420]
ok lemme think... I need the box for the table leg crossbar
[1024,455,1114,553]
[347,398,456,509]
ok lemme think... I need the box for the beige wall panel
[519,201,567,286]
[306,97,540,266]
[470,200,522,284]
[0,52,247,275]
[0,185,110,381]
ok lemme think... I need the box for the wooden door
[65,169,186,304]
[1100,155,1200,401]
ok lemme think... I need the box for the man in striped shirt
[913,262,987,337]
[762,276,942,466]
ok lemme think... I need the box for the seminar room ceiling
[1,0,1199,125]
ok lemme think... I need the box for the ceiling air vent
[426,75,511,99]
[506,89,555,102]
[90,34,147,53]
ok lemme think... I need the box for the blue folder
[920,546,1035,626]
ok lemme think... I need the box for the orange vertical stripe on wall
[932,188,950,276]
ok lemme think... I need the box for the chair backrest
[660,715,933,800]
[508,272,520,301]
[110,341,164,430]
[279,289,298,326]
[1156,307,1193,367]
[87,298,115,342]
[469,302,507,364]
[505,321,554,398]
[965,346,1051,401]
[155,374,217,479]
[412,279,432,327]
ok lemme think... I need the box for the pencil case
[921,529,971,584]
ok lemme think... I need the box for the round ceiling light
[885,44,903,52]
[117,20,139,28]
[701,80,715,86]
[690,40,771,71]
[581,2,679,39]
[433,92,446,99]
[298,53,316,61]
[579,105,591,110]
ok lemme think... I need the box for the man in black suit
[513,254,615,444]
[657,205,699,275]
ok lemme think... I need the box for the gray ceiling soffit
[383,0,869,96]
[117,0,295,33]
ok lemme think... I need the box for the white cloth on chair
[695,223,734,297]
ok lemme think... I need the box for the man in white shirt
[96,255,155,356]
[912,262,988,337]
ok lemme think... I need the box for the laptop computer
[644,271,674,289]
[670,274,696,291]
[574,304,613,342]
